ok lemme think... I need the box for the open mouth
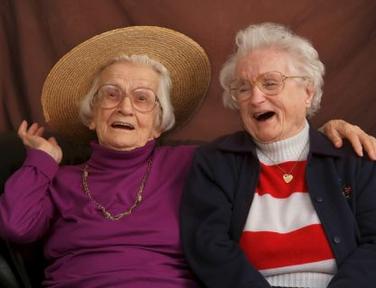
[111,121,135,130]
[253,111,276,122]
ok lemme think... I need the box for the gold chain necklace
[82,157,152,220]
[258,142,308,184]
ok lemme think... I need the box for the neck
[256,121,309,164]
[87,139,156,170]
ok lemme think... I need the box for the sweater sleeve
[180,146,271,288]
[0,148,58,243]
[328,158,376,288]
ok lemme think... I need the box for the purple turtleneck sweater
[0,140,197,287]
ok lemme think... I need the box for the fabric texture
[0,140,197,288]
[181,127,376,288]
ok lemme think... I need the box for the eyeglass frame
[230,71,310,102]
[92,84,160,113]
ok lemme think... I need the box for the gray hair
[79,54,175,132]
[220,22,325,117]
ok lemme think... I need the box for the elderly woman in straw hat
[0,26,211,287]
[181,23,376,288]
[0,25,374,287]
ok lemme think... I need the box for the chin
[255,136,278,144]
[246,128,281,143]
[252,129,284,143]
[101,141,136,151]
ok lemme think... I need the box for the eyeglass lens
[231,71,285,101]
[97,85,157,112]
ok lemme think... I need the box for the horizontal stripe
[266,271,333,288]
[240,225,334,270]
[244,193,320,233]
[257,162,307,198]
[260,259,337,276]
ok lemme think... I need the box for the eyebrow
[100,82,156,89]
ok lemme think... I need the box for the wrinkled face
[89,61,162,151]
[235,49,314,143]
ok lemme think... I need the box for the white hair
[220,22,325,117]
[79,54,175,132]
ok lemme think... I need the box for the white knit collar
[256,121,310,164]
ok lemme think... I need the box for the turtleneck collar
[87,139,156,171]
[256,121,310,164]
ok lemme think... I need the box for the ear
[152,107,163,139]
[152,118,162,139]
[152,129,162,139]
[304,82,315,108]
[88,120,96,131]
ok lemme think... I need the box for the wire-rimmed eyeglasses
[93,84,159,113]
[230,71,310,102]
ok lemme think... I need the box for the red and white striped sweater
[240,124,337,288]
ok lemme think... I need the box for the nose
[117,95,134,114]
[248,85,267,105]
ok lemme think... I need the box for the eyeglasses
[93,84,159,112]
[230,71,310,102]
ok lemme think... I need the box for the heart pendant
[283,174,293,183]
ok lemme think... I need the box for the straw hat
[41,26,211,141]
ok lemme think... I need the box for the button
[333,236,341,244]
[315,196,324,203]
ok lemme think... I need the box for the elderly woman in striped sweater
[181,23,376,288]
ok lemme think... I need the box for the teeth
[254,111,275,121]
[111,121,135,129]
[254,112,268,119]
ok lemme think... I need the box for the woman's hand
[18,120,63,164]
[320,119,376,160]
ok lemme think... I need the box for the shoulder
[310,128,360,159]
[310,128,376,174]
[196,131,255,157]
[154,144,197,170]
[157,144,197,156]
[191,132,256,175]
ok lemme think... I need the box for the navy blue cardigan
[181,128,376,288]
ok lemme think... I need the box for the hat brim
[41,26,211,141]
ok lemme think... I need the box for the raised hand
[18,120,63,163]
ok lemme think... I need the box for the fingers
[16,121,63,163]
[28,122,45,137]
[18,121,44,136]
[346,131,364,157]
[328,128,343,148]
[28,122,40,135]
[320,119,376,159]
[358,134,376,160]
[17,120,28,138]
[339,123,364,157]
[343,124,376,159]
[17,121,46,149]
[329,120,376,159]
[372,137,376,160]
[320,120,343,148]
[48,136,58,146]
[18,120,33,146]
[36,126,45,137]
